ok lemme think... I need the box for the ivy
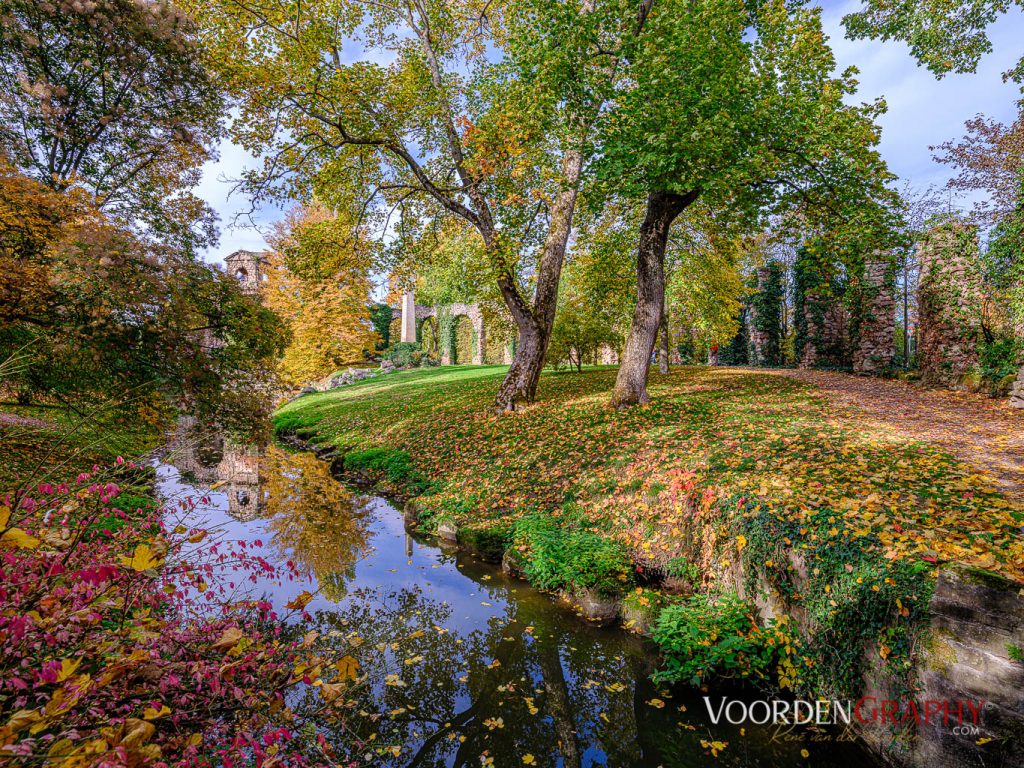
[748,261,785,367]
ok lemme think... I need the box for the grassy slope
[275,364,1023,584]
[0,403,162,491]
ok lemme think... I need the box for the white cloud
[821,0,1023,199]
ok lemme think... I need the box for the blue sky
[196,0,1024,265]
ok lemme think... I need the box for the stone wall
[853,260,897,374]
[1010,366,1024,409]
[728,557,1024,768]
[917,223,983,388]
[799,299,849,368]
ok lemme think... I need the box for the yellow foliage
[264,204,379,386]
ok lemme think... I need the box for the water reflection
[156,436,879,768]
[262,447,370,601]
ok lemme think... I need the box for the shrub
[979,336,1022,388]
[383,342,422,369]
[511,509,634,598]
[343,447,429,492]
[651,592,794,686]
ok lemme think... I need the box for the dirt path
[775,369,1024,499]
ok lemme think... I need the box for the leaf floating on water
[647,698,665,708]
[286,591,313,610]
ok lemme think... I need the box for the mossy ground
[0,402,162,491]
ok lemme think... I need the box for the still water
[156,438,878,768]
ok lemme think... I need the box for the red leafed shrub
[0,463,336,767]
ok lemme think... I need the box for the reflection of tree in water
[290,579,649,768]
[262,447,370,602]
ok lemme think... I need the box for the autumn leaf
[56,658,82,682]
[336,655,359,681]
[286,591,314,611]
[121,718,156,748]
[0,527,41,550]
[143,705,171,720]
[211,627,244,653]
[119,542,164,572]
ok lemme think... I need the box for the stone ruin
[916,222,983,388]
[852,260,897,374]
[395,290,506,365]
[224,249,265,296]
[795,258,895,373]
[746,266,774,366]
[799,299,849,369]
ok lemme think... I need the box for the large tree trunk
[493,140,585,412]
[611,189,699,409]
[657,295,670,374]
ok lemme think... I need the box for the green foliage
[512,509,634,599]
[749,262,786,367]
[651,592,793,686]
[843,0,1020,79]
[369,303,393,351]
[1009,643,1024,663]
[979,336,1022,385]
[793,244,847,368]
[383,342,425,369]
[718,307,749,365]
[663,555,700,587]
[0,0,224,254]
[738,500,936,698]
[342,447,429,493]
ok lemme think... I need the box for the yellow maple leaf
[336,655,359,681]
[0,527,41,550]
[119,542,164,572]
[736,535,747,552]
[56,658,82,682]
[143,705,171,720]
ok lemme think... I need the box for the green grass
[0,402,162,492]
[274,364,1022,582]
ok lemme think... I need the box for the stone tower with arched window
[224,250,266,296]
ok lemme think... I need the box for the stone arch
[418,316,441,358]
[400,294,486,365]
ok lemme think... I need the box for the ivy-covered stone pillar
[747,263,785,367]
[916,221,983,387]
[852,260,896,374]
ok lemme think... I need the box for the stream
[155,434,879,767]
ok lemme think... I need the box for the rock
[328,368,374,389]
[1009,365,1024,409]
[996,371,1017,397]
[958,368,984,393]
[501,549,524,577]
[380,359,396,373]
[572,589,620,625]
[436,520,458,543]
[299,386,317,394]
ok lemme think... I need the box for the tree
[595,0,897,406]
[0,156,286,434]
[842,0,1024,79]
[186,0,622,410]
[0,0,224,254]
[263,204,379,386]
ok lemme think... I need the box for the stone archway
[398,291,486,365]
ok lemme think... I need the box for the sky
[195,0,1024,266]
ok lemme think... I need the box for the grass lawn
[0,402,162,491]
[276,365,1024,584]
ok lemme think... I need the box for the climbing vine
[748,262,785,366]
